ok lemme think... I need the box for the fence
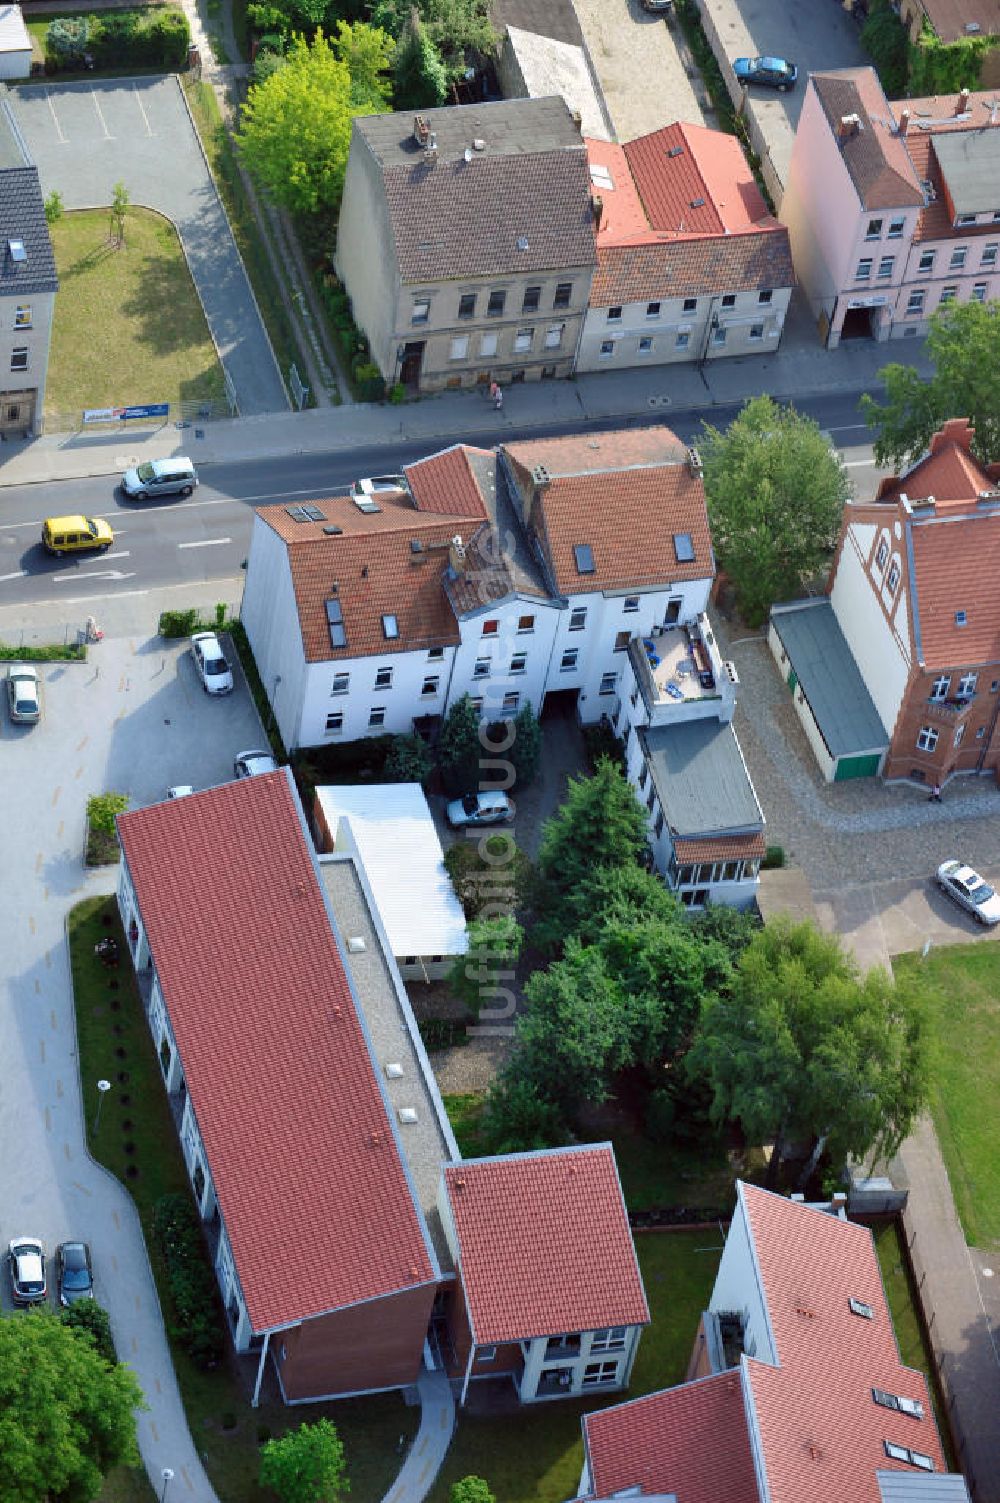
[40,397,236,436]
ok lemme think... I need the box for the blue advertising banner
[82,403,170,424]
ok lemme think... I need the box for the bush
[61,1301,116,1366]
[46,16,90,64]
[861,0,910,94]
[583,718,626,773]
[383,733,432,786]
[353,361,385,401]
[46,7,190,71]
[388,382,406,404]
[152,1194,225,1368]
[443,836,530,919]
[418,1016,472,1049]
[44,190,64,225]
[158,607,204,639]
[762,845,785,870]
[87,792,128,836]
[0,641,84,661]
[449,914,523,1016]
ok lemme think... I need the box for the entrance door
[664,597,682,625]
[400,342,425,386]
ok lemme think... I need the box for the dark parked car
[57,1241,94,1306]
[640,0,673,12]
[733,55,798,91]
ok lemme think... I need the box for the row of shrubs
[153,1194,225,1369]
[318,275,407,403]
[43,9,190,73]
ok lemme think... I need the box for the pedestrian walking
[494,385,503,411]
[489,380,499,404]
[928,781,942,803]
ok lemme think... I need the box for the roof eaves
[737,1181,781,1366]
[904,516,923,666]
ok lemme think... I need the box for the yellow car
[42,515,115,555]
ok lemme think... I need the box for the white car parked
[234,750,278,780]
[6,664,40,723]
[190,632,234,696]
[936,859,1000,926]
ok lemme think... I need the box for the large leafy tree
[393,12,448,108]
[237,30,376,214]
[332,18,394,110]
[516,941,630,1111]
[259,1418,348,1503]
[371,0,495,81]
[598,918,729,1069]
[686,919,927,1185]
[862,299,1000,467]
[438,692,483,794]
[0,1308,145,1503]
[701,395,851,625]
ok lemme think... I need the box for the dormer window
[382,613,399,640]
[955,610,967,626]
[884,1441,933,1471]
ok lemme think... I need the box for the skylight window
[326,599,346,649]
[673,532,695,563]
[574,544,596,575]
[955,610,967,626]
[286,504,325,522]
[873,1388,924,1418]
[7,239,26,263]
[849,1297,874,1319]
[884,1441,934,1471]
[382,613,400,640]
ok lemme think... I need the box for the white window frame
[856,258,873,281]
[958,672,978,697]
[916,725,938,752]
[599,672,618,695]
[510,653,527,675]
[325,711,344,735]
[374,666,393,690]
[14,305,31,328]
[331,672,350,695]
[368,706,386,728]
[479,332,499,358]
[10,347,27,371]
[544,323,565,349]
[569,607,587,630]
[449,335,469,361]
[930,675,950,701]
[411,299,430,325]
[421,675,440,697]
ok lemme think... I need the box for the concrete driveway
[573,0,709,138]
[9,77,287,417]
[0,628,266,1500]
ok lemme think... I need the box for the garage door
[834,753,881,781]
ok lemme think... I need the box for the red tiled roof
[741,1184,945,1503]
[504,427,713,595]
[117,773,435,1332]
[444,1146,649,1346]
[584,1371,759,1503]
[592,232,793,303]
[625,123,770,236]
[255,492,484,661]
[673,832,767,863]
[405,445,492,518]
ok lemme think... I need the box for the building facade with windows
[0,93,57,438]
[769,418,1000,786]
[783,70,1000,347]
[334,97,595,392]
[573,1181,970,1503]
[578,124,793,371]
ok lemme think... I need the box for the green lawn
[427,1228,725,1503]
[70,897,418,1503]
[46,207,225,421]
[895,944,1000,1246]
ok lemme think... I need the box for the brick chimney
[592,194,604,231]
[839,113,861,139]
[957,87,971,115]
[897,108,910,135]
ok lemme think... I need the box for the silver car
[446,791,513,828]
[936,859,1000,925]
[9,1237,46,1304]
[190,632,234,696]
[234,749,278,779]
[6,664,40,723]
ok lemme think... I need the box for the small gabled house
[439,1145,649,1404]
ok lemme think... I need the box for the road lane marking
[45,89,67,143]
[53,568,136,582]
[91,88,112,139]
[0,569,28,581]
[132,83,154,135]
[177,536,232,548]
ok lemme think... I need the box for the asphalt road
[0,391,882,607]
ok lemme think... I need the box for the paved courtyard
[573,0,708,139]
[9,77,287,417]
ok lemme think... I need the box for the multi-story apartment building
[334,97,595,392]
[782,70,1000,347]
[0,90,57,437]
[578,123,794,370]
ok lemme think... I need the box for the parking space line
[131,82,154,136]
[45,89,67,143]
[177,536,231,548]
[91,88,113,140]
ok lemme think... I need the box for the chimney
[413,113,430,145]
[532,464,551,490]
[957,87,971,115]
[839,113,861,139]
[687,445,703,478]
[448,535,466,574]
[426,131,438,159]
[898,108,910,135]
[592,194,604,231]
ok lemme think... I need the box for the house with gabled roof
[574,1181,970,1503]
[115,770,650,1407]
[770,418,1000,785]
[334,96,595,392]
[578,123,794,371]
[0,88,57,437]
[439,1145,649,1404]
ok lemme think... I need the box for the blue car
[733,55,797,91]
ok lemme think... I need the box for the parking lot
[573,0,709,138]
[9,77,287,417]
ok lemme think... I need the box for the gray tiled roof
[593,230,794,303]
[770,598,888,758]
[640,719,763,838]
[811,71,924,212]
[0,166,57,295]
[356,98,595,282]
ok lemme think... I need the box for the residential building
[313,782,468,981]
[0,88,57,437]
[899,0,1000,67]
[770,418,1000,786]
[334,97,595,392]
[496,4,613,144]
[115,771,648,1406]
[782,71,1000,347]
[241,426,765,909]
[574,1181,970,1503]
[439,1145,649,1404]
[578,123,794,371]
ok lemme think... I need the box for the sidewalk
[0,321,931,487]
[382,1368,455,1503]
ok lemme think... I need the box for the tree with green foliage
[237,30,375,214]
[44,189,63,225]
[259,1417,348,1503]
[392,12,448,107]
[862,299,1000,467]
[372,0,496,82]
[449,913,523,1014]
[686,919,928,1185]
[516,941,630,1110]
[482,1071,568,1153]
[861,0,909,95]
[534,758,648,950]
[701,395,851,625]
[0,1308,145,1503]
[508,701,542,788]
[451,1479,496,1503]
[599,917,727,1070]
[384,731,432,785]
[443,832,531,918]
[61,1299,117,1367]
[555,861,679,946]
[110,180,129,248]
[438,692,483,794]
[332,18,395,109]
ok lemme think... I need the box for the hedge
[152,1194,225,1368]
[44,8,190,73]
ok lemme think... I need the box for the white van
[121,456,198,501]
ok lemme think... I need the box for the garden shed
[0,7,31,79]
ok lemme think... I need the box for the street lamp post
[160,1467,174,1502]
[93,1078,111,1135]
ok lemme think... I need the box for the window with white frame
[427,646,445,661]
[591,1327,627,1352]
[331,672,350,694]
[906,290,925,315]
[517,614,535,633]
[623,596,639,613]
[888,217,905,238]
[682,297,697,312]
[875,537,889,570]
[510,653,527,674]
[646,300,661,317]
[866,218,883,240]
[638,336,653,353]
[607,306,623,322]
[411,299,430,324]
[749,323,764,340]
[983,243,998,267]
[482,619,499,636]
[325,711,344,734]
[369,706,386,728]
[939,285,957,304]
[721,293,736,308]
[954,722,965,747]
[560,648,579,671]
[449,335,469,361]
[759,288,773,304]
[958,672,978,697]
[856,258,873,280]
[916,725,938,752]
[930,675,950,701]
[973,282,988,302]
[480,332,499,357]
[514,327,533,352]
[950,247,968,270]
[675,331,690,349]
[374,666,393,690]
[599,672,617,695]
[599,340,615,358]
[477,1345,497,1363]
[582,1361,619,1387]
[711,326,727,345]
[473,658,491,679]
[569,607,587,630]
[422,676,440,696]
[918,250,935,273]
[10,348,27,371]
[544,323,565,348]
[877,256,894,278]
[502,691,519,712]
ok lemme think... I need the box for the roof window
[955,610,967,626]
[286,504,324,522]
[574,543,595,575]
[849,1296,874,1319]
[326,598,346,649]
[873,1388,924,1418]
[382,613,400,640]
[673,532,695,563]
[884,1441,934,1471]
[354,494,381,514]
[7,238,26,263]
